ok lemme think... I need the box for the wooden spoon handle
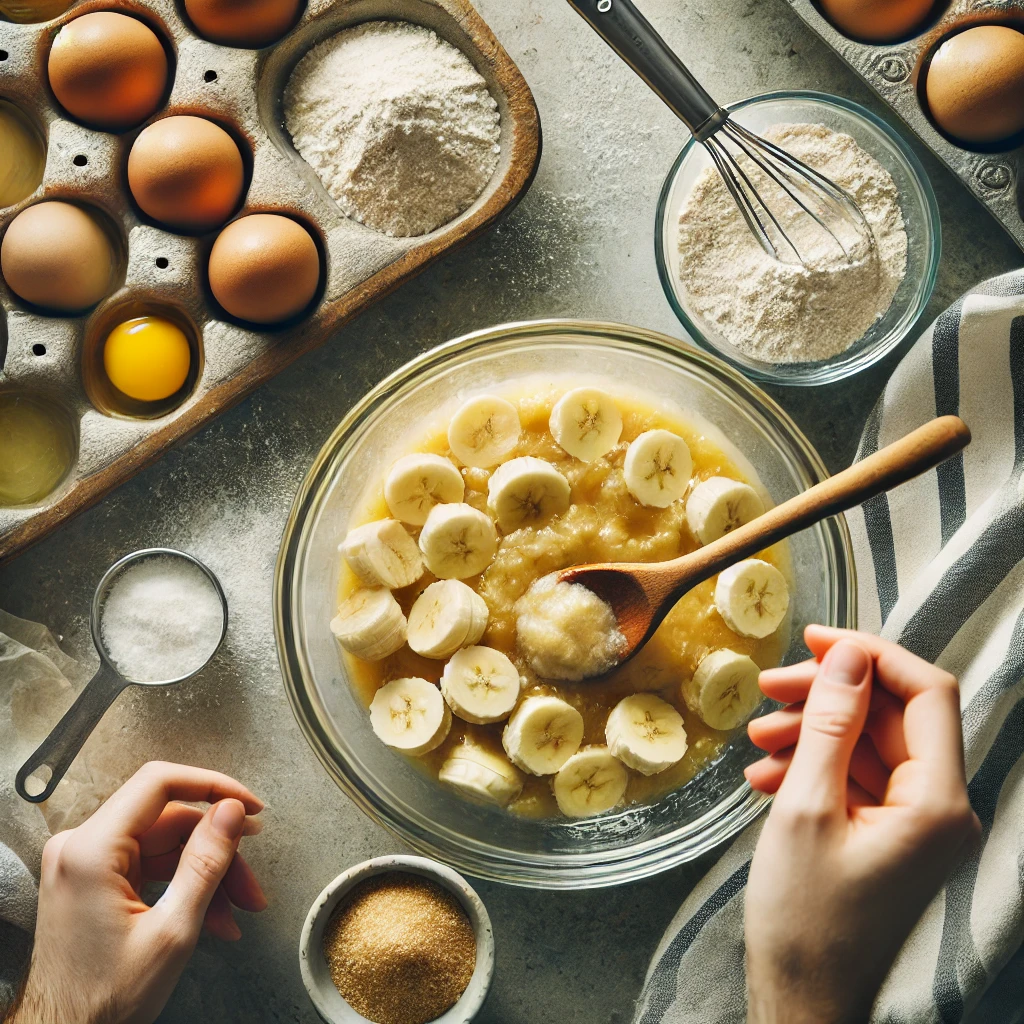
[671,415,971,590]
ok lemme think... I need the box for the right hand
[9,762,266,1024]
[743,627,980,1024]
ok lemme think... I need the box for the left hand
[10,761,266,1024]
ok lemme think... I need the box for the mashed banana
[514,574,625,681]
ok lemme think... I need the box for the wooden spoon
[559,415,970,671]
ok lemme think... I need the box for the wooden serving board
[0,0,541,564]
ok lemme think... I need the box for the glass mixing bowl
[274,321,856,888]
[657,91,941,387]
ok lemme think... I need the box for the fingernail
[212,799,245,839]
[822,640,870,686]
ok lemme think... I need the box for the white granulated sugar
[284,20,501,238]
[677,122,908,364]
[100,556,223,682]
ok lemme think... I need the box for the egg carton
[0,0,540,562]
[784,0,1024,251]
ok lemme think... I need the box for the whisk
[566,0,871,264]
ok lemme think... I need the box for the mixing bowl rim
[274,318,857,888]
[655,88,942,387]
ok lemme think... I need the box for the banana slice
[441,645,522,724]
[502,694,585,775]
[369,676,451,755]
[339,519,424,589]
[714,558,789,638]
[486,456,571,532]
[685,648,763,730]
[553,746,629,817]
[549,387,622,462]
[330,588,407,661]
[438,743,524,807]
[448,395,522,468]
[407,579,488,659]
[605,693,688,775]
[686,477,765,545]
[622,429,693,508]
[418,502,498,580]
[384,453,465,526]
[413,501,497,581]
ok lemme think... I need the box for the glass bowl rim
[273,318,858,888]
[655,89,942,387]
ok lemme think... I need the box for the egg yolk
[103,317,191,402]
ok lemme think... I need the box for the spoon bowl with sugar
[557,416,970,678]
[15,548,227,804]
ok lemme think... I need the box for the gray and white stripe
[635,269,1024,1024]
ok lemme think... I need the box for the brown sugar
[322,871,477,1024]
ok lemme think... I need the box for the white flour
[284,21,501,238]
[677,123,908,364]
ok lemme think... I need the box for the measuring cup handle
[565,0,726,138]
[15,664,128,804]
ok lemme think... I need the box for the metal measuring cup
[15,548,227,804]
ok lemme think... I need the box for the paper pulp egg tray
[0,0,540,563]
[784,0,1024,251]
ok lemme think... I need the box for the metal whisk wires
[704,119,871,264]
[566,0,874,266]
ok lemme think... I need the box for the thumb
[776,639,872,815]
[157,798,245,946]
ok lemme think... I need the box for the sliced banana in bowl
[330,588,407,661]
[502,694,585,775]
[686,476,765,544]
[369,677,451,756]
[549,387,623,462]
[441,645,522,724]
[714,558,789,639]
[339,519,424,590]
[448,394,522,468]
[684,649,763,731]
[438,743,524,807]
[553,746,629,817]
[605,693,688,775]
[384,453,465,526]
[486,456,570,532]
[418,502,498,579]
[623,429,693,508]
[407,579,489,659]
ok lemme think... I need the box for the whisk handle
[565,0,725,138]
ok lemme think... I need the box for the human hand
[8,762,266,1024]
[744,627,980,1024]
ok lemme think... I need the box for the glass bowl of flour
[656,91,940,387]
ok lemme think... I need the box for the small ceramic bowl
[299,854,495,1024]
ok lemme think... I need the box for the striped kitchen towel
[635,268,1024,1024]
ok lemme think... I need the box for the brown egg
[184,0,301,47]
[208,214,320,324]
[47,12,168,131]
[128,116,245,233]
[1,201,116,312]
[925,25,1024,146]
[818,0,933,42]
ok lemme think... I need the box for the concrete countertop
[1,0,1020,1021]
